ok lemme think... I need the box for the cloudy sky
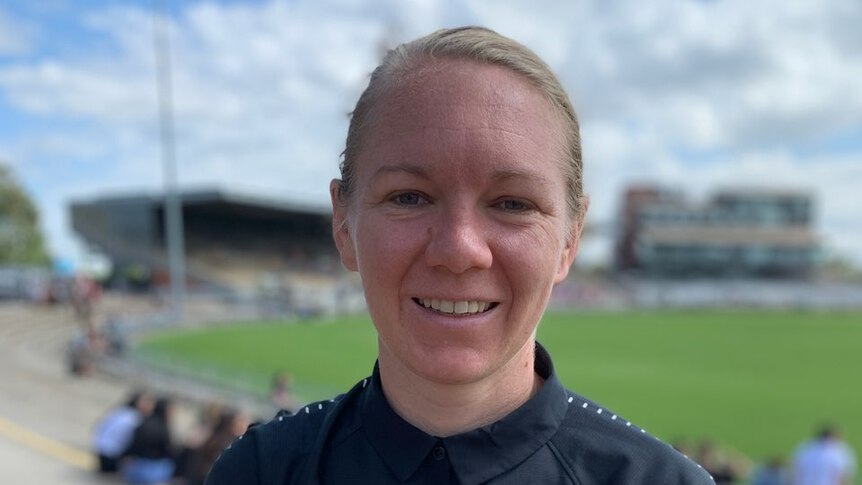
[1,0,860,269]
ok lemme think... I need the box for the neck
[378,340,542,437]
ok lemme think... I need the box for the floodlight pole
[154,0,186,323]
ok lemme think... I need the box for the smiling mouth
[412,298,499,315]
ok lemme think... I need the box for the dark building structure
[615,186,818,278]
[70,189,338,291]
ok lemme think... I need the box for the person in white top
[792,425,857,485]
[92,391,154,473]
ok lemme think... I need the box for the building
[615,186,818,278]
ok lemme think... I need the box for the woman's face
[332,59,582,385]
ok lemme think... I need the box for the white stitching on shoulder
[577,401,663,444]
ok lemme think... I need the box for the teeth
[420,299,493,315]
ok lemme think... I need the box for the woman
[92,390,153,473]
[121,397,175,484]
[207,26,714,484]
[182,409,249,485]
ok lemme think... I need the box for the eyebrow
[490,168,552,185]
[370,163,430,181]
[369,163,552,185]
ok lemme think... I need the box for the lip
[411,294,500,305]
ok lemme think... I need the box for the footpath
[0,296,272,485]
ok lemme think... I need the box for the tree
[0,163,50,265]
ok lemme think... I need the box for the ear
[554,195,589,284]
[330,179,358,272]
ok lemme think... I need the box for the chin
[406,345,500,386]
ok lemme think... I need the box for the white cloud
[555,0,862,152]
[0,7,37,55]
[0,0,860,267]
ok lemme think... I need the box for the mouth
[412,298,499,315]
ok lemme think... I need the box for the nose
[423,207,493,274]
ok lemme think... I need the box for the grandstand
[70,189,353,313]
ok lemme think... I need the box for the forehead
[358,58,565,172]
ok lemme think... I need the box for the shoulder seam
[566,392,661,442]
[563,392,715,484]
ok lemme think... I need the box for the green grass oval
[136,310,862,463]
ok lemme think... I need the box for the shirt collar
[360,342,568,484]
[360,362,438,482]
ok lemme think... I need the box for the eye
[389,191,428,206]
[496,198,535,213]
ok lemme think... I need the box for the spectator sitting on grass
[92,390,154,473]
[792,425,857,485]
[182,409,249,485]
[750,456,789,485]
[121,397,176,485]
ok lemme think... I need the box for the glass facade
[617,188,817,278]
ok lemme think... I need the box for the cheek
[354,216,422,287]
[495,227,564,301]
[497,226,565,271]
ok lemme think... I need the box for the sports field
[136,310,861,462]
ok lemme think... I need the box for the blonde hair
[339,26,584,216]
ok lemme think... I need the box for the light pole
[154,0,185,322]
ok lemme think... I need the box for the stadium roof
[72,187,332,217]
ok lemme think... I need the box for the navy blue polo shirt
[206,343,714,484]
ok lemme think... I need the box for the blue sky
[1,0,861,268]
